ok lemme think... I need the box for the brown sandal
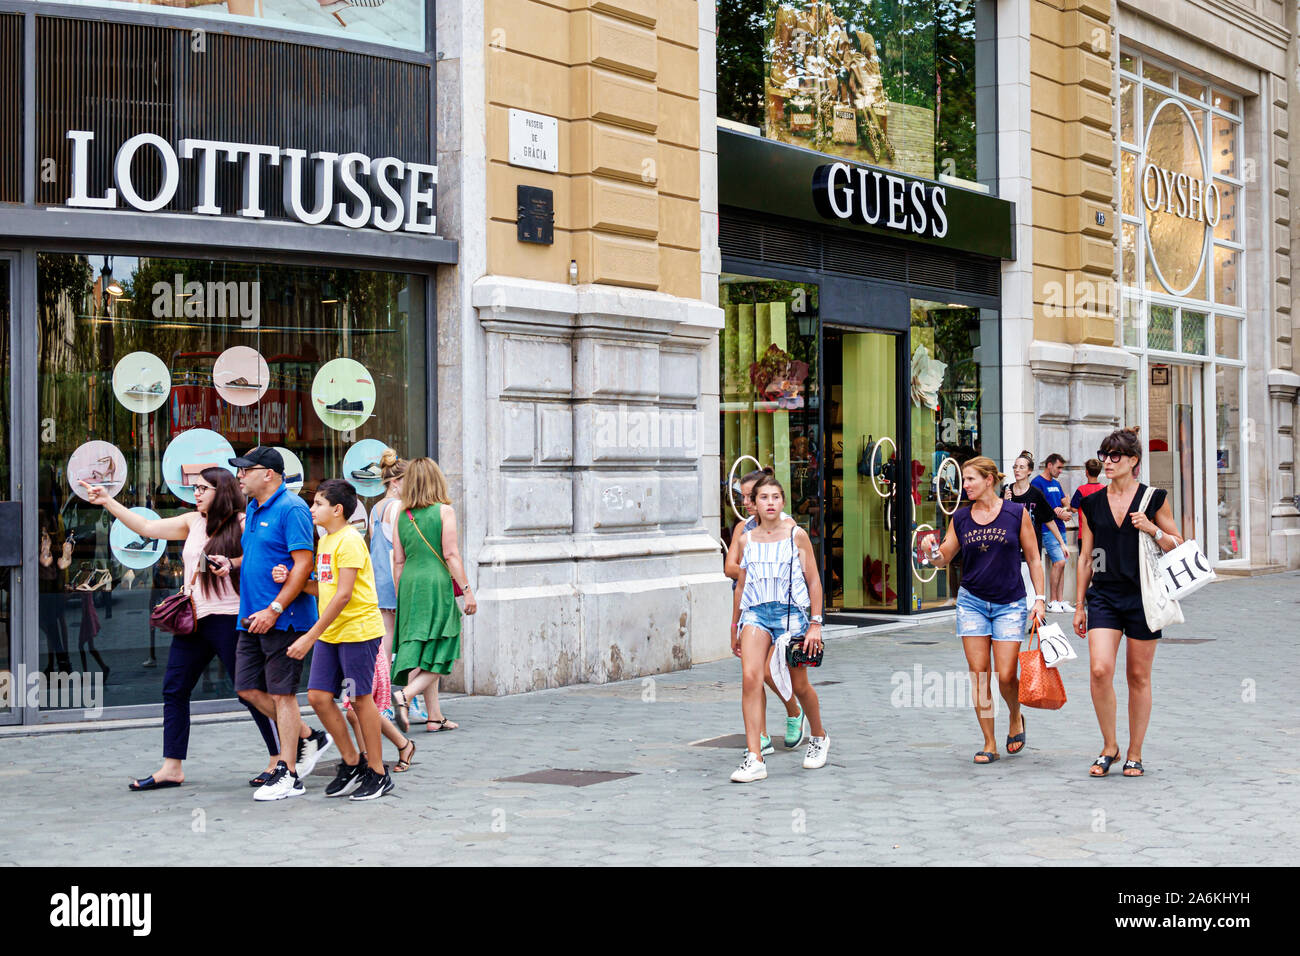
[393,738,416,772]
[426,717,458,732]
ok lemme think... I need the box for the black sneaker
[324,759,366,798]
[349,766,394,801]
[325,398,363,413]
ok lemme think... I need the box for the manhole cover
[690,734,747,748]
[900,641,938,645]
[495,769,638,787]
[1162,638,1214,644]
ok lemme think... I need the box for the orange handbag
[1019,622,1068,710]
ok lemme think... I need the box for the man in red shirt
[1070,458,1106,544]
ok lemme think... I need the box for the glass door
[824,327,901,612]
[1147,361,1203,544]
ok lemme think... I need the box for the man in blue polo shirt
[219,447,329,800]
[1031,453,1074,614]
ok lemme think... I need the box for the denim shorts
[739,601,809,642]
[955,587,1027,642]
[1040,528,1066,564]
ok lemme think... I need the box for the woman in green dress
[390,458,476,732]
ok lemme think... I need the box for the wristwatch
[1032,594,1046,603]
[269,601,284,614]
[1152,528,1164,542]
[810,614,823,624]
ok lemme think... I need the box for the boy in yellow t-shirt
[282,479,392,801]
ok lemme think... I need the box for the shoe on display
[123,537,154,551]
[325,398,364,413]
[253,761,306,801]
[803,735,830,770]
[350,462,381,480]
[349,766,395,801]
[324,759,366,798]
[283,474,303,485]
[219,375,259,389]
[730,751,768,783]
[296,729,334,778]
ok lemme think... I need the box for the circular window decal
[1141,98,1216,297]
[110,508,167,570]
[276,447,306,495]
[161,429,237,505]
[68,441,128,501]
[112,351,171,413]
[312,358,376,432]
[213,346,271,406]
[342,438,390,498]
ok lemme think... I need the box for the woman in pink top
[82,468,280,790]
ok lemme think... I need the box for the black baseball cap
[229,446,285,474]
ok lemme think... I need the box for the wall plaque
[517,185,554,245]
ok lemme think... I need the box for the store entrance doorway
[1146,361,1204,546]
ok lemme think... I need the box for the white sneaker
[296,729,333,778]
[1057,600,1076,613]
[730,751,768,783]
[803,735,830,769]
[253,761,306,801]
[1047,600,1063,614]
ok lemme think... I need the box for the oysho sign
[1140,99,1217,296]
[65,130,438,234]
[812,161,949,239]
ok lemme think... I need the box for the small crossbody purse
[782,526,823,668]
[405,509,466,603]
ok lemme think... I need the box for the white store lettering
[1141,162,1220,226]
[813,162,949,239]
[65,130,438,234]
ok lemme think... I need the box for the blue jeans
[1041,528,1066,564]
[739,601,809,642]
[955,587,1027,642]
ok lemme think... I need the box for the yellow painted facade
[485,0,702,299]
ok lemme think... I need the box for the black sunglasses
[1096,450,1128,463]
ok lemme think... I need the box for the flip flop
[1122,759,1145,777]
[973,751,1000,764]
[1006,715,1026,754]
[129,775,181,791]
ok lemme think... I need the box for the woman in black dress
[1074,428,1183,777]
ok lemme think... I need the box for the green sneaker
[784,704,806,749]
[746,735,775,757]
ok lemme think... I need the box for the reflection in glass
[1142,61,1175,88]
[1148,305,1175,351]
[1181,310,1207,355]
[1122,223,1138,287]
[1214,314,1241,359]
[1213,182,1239,243]
[908,301,999,610]
[1214,244,1240,306]
[1178,75,1207,101]
[719,276,822,564]
[719,0,997,188]
[1120,80,1135,145]
[1211,115,1237,179]
[1215,365,1243,559]
[1120,52,1137,73]
[1143,93,1209,296]
[35,253,426,709]
[1121,151,1135,217]
[1146,364,1199,542]
[1212,91,1238,114]
[1122,296,1141,348]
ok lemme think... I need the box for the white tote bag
[1136,486,1184,631]
[1158,539,1217,601]
[1036,621,1077,668]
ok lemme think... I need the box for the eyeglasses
[237,466,269,476]
[192,484,214,495]
[1096,451,1127,463]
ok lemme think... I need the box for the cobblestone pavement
[2,572,1298,866]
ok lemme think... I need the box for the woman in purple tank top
[921,457,1047,765]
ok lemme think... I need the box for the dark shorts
[1086,587,1161,641]
[235,629,306,696]
[308,637,381,699]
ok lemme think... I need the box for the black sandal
[1006,715,1026,755]
[393,738,416,773]
[973,751,1000,764]
[391,688,410,734]
[1090,751,1120,776]
[1122,759,1145,777]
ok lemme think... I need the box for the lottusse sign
[812,161,948,239]
[65,130,439,234]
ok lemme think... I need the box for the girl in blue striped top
[729,475,829,782]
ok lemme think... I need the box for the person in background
[1070,459,1106,546]
[1031,453,1074,613]
[724,467,805,755]
[80,470,280,790]
[1005,451,1067,611]
[390,458,477,733]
